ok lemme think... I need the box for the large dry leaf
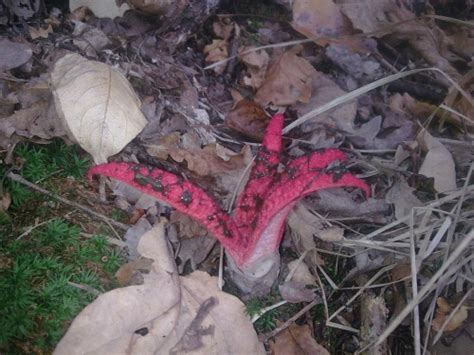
[255,50,316,106]
[270,323,329,355]
[341,0,460,80]
[0,38,32,71]
[55,222,264,354]
[294,70,356,133]
[51,53,147,163]
[69,0,130,18]
[291,0,348,41]
[418,130,457,193]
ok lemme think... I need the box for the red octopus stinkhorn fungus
[88,114,370,294]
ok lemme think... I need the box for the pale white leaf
[54,222,264,355]
[418,130,457,193]
[51,53,147,163]
[69,0,130,18]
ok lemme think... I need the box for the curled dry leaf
[55,222,264,355]
[51,53,147,164]
[255,49,316,107]
[417,129,457,193]
[270,323,330,355]
[432,297,468,333]
[204,39,228,74]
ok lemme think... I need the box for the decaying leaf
[432,297,468,333]
[287,203,334,269]
[51,53,147,163]
[55,222,264,355]
[146,132,251,176]
[255,49,316,107]
[270,323,330,355]
[69,0,130,18]
[0,77,66,149]
[418,129,457,193]
[0,38,33,72]
[225,99,270,140]
[386,180,423,220]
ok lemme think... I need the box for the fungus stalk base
[226,252,280,296]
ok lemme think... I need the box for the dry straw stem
[284,67,473,133]
[370,229,474,350]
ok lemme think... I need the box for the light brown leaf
[51,53,147,164]
[255,50,316,106]
[417,129,457,193]
[203,39,228,74]
[270,324,329,355]
[147,133,250,176]
[28,24,53,39]
[55,222,264,355]
[432,297,468,333]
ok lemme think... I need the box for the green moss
[0,218,122,353]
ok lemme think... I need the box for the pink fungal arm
[87,114,370,268]
[87,163,247,264]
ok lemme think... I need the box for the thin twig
[6,172,129,231]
